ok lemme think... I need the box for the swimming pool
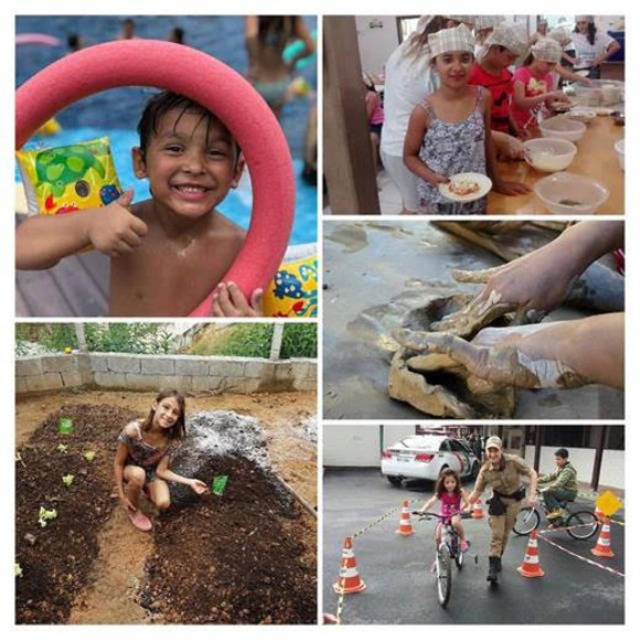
[16,15,317,244]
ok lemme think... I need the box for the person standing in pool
[16,91,264,317]
[403,24,528,214]
[114,389,208,532]
[244,16,315,118]
[117,18,137,40]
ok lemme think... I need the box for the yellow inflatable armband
[263,243,317,317]
[35,117,62,137]
[16,137,122,216]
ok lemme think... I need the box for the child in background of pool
[418,468,471,552]
[16,91,265,317]
[117,18,136,40]
[245,16,315,118]
[403,25,528,214]
[469,22,529,137]
[511,38,570,132]
[113,390,208,532]
[168,27,185,44]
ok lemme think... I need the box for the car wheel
[387,476,402,487]
[471,462,480,479]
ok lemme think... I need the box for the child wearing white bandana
[403,24,528,214]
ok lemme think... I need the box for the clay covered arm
[395,313,624,389]
[432,221,624,331]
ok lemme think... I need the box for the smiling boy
[16,91,263,317]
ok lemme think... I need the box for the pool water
[16,15,317,244]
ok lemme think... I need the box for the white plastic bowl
[568,107,597,124]
[539,116,587,143]
[614,139,624,171]
[523,138,577,172]
[534,172,610,214]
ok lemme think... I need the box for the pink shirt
[440,491,462,516]
[512,66,553,130]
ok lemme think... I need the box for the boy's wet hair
[137,91,239,158]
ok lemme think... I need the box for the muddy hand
[430,268,518,334]
[413,329,588,389]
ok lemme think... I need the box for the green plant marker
[212,475,228,496]
[58,417,74,435]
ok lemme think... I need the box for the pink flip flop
[127,509,152,532]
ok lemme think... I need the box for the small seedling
[15,563,23,578]
[212,475,229,496]
[38,507,58,527]
[57,444,68,453]
[15,452,26,467]
[58,417,74,435]
[62,474,74,487]
[84,450,97,462]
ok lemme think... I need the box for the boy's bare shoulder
[211,211,246,245]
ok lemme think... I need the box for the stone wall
[15,353,317,396]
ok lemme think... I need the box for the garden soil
[15,390,317,624]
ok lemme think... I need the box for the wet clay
[388,294,515,418]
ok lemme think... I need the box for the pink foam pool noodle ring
[16,40,294,317]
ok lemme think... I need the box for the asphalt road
[323,468,625,624]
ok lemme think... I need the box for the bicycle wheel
[454,539,464,569]
[435,543,452,607]
[566,511,600,540]
[512,507,540,535]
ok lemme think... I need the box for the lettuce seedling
[62,474,74,487]
[38,507,58,527]
[15,563,23,578]
[84,450,97,462]
[57,444,68,453]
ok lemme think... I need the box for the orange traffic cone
[472,498,484,519]
[517,530,545,578]
[594,505,605,523]
[591,517,615,557]
[395,500,415,536]
[333,536,367,594]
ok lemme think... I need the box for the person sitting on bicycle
[538,448,578,521]
[418,468,471,552]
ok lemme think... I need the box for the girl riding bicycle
[418,469,471,552]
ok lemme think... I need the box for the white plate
[438,173,492,202]
[576,69,590,77]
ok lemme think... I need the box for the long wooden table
[488,115,624,214]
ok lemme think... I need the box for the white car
[381,435,480,486]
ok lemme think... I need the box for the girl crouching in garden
[114,389,208,531]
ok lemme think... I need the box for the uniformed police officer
[468,435,538,583]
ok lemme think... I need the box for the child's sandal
[127,509,152,532]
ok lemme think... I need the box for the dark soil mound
[16,404,137,623]
[16,404,317,625]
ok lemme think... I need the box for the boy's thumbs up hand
[88,187,149,258]
[116,187,135,211]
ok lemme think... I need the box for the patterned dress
[417,86,488,215]
[117,421,181,482]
